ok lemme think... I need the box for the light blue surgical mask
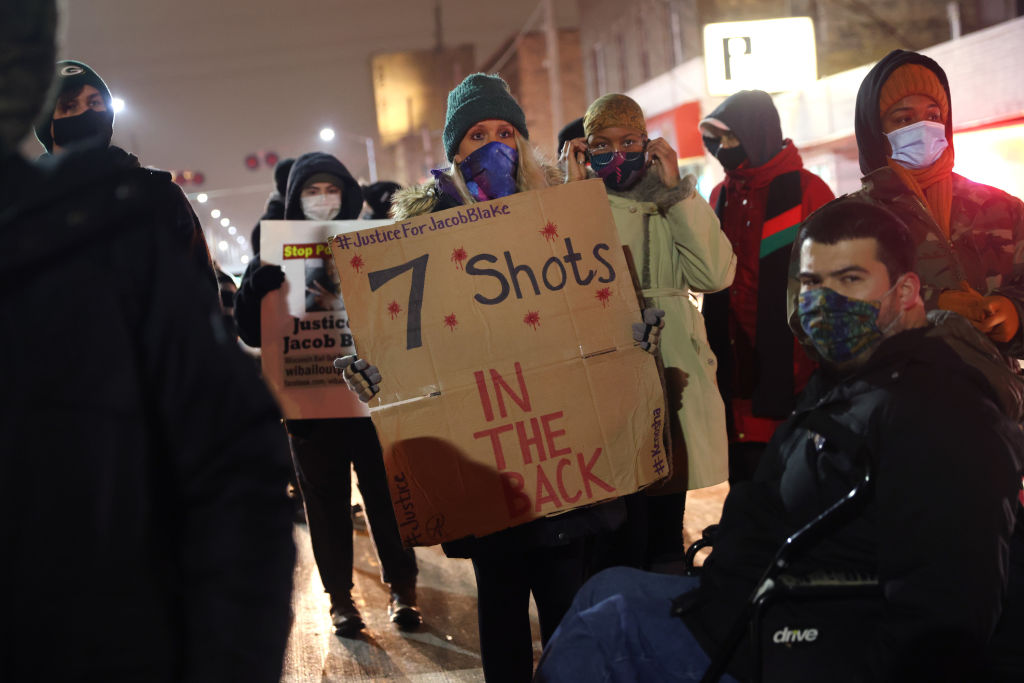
[885,120,948,170]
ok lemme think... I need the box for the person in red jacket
[699,90,834,483]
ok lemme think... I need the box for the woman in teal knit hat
[344,73,642,683]
[390,72,561,217]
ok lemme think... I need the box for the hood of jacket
[855,50,953,175]
[283,152,362,221]
[702,90,783,168]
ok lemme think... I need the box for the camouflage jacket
[789,168,1024,359]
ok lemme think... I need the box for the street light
[111,97,125,114]
[317,125,377,182]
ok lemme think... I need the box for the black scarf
[703,170,802,427]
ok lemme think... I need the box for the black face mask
[52,109,114,150]
[716,144,747,171]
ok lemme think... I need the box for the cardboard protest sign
[330,179,668,546]
[260,220,389,420]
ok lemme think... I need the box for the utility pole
[544,0,563,151]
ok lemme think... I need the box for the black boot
[330,594,365,638]
[387,581,421,631]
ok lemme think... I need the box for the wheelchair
[682,468,1024,683]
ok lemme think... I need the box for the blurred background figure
[360,180,401,219]
[699,90,833,484]
[557,116,584,162]
[1,1,296,679]
[252,156,295,252]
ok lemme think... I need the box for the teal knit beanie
[443,73,528,161]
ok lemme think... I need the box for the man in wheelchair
[534,198,1024,682]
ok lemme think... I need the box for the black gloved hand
[251,262,285,299]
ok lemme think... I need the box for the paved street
[280,482,728,681]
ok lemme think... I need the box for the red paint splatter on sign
[444,313,458,331]
[595,287,613,307]
[350,254,365,273]
[524,311,541,330]
[451,246,468,270]
[387,300,402,320]
[539,221,559,241]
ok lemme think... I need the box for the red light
[245,154,259,170]
[192,171,205,185]
[264,151,279,166]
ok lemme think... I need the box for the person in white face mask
[840,50,1024,358]
[232,151,422,639]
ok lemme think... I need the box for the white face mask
[885,120,949,170]
[301,194,341,221]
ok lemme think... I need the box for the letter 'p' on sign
[703,17,817,96]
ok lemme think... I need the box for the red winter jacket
[709,141,834,443]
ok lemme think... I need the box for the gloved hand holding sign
[632,307,666,353]
[333,355,381,403]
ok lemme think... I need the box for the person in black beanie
[234,151,421,638]
[251,156,295,251]
[360,180,402,220]
[557,117,585,160]
[32,59,217,293]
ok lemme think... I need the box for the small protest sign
[260,219,389,420]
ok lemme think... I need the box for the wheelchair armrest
[684,524,720,576]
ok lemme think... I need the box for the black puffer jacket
[38,145,218,293]
[234,152,363,347]
[682,312,1024,681]
[0,149,295,681]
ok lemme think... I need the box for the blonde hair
[444,131,551,205]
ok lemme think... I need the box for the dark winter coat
[234,152,363,347]
[0,148,295,681]
[38,145,218,293]
[681,312,1024,680]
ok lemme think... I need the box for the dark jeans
[728,441,767,485]
[590,491,687,572]
[287,417,417,599]
[471,540,588,683]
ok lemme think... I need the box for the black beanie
[557,117,585,153]
[33,60,113,152]
[273,158,295,196]
[442,73,528,161]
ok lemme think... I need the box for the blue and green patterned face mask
[798,285,898,364]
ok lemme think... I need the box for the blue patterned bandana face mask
[589,141,648,191]
[433,141,519,205]
[798,285,899,364]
